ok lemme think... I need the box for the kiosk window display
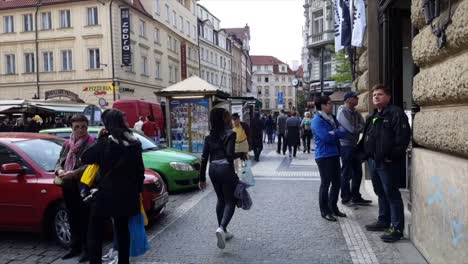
[170,98,209,152]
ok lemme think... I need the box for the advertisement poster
[170,98,209,153]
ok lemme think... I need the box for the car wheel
[53,203,72,248]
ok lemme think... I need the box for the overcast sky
[198,0,304,67]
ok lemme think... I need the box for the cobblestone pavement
[1,144,428,264]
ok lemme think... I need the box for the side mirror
[0,163,25,175]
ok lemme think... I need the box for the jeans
[209,163,238,231]
[88,206,130,264]
[368,159,405,232]
[277,133,286,154]
[62,181,89,254]
[316,156,341,215]
[288,145,297,157]
[340,145,363,201]
[303,130,312,152]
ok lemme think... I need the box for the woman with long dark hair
[82,109,145,264]
[199,108,242,249]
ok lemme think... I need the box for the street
[0,145,427,264]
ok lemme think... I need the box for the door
[0,144,39,229]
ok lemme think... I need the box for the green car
[40,127,201,192]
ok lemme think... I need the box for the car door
[0,144,39,229]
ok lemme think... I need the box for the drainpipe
[34,1,42,99]
[110,0,116,102]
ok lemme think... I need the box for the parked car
[40,127,200,192]
[0,133,168,247]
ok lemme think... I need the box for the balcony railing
[307,30,334,48]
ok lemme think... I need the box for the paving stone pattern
[0,145,427,264]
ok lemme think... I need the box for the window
[211,73,214,84]
[179,16,183,32]
[5,54,16,74]
[88,48,100,69]
[172,39,177,52]
[188,47,192,60]
[59,10,71,28]
[282,76,286,82]
[139,20,146,37]
[167,35,172,50]
[324,52,332,79]
[172,11,176,27]
[0,146,31,174]
[201,70,205,80]
[169,65,174,82]
[155,60,161,79]
[87,7,99,26]
[4,16,14,33]
[186,21,190,36]
[43,52,53,72]
[175,67,179,82]
[265,77,269,83]
[265,87,270,96]
[210,51,213,63]
[155,0,161,15]
[23,14,33,32]
[192,25,196,39]
[257,76,261,82]
[24,53,35,73]
[312,9,323,35]
[154,28,160,43]
[215,54,218,66]
[165,4,170,21]
[142,56,148,75]
[257,86,262,96]
[201,48,204,61]
[61,50,73,71]
[265,99,270,109]
[41,12,52,30]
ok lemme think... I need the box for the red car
[0,133,168,247]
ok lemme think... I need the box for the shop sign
[121,8,131,66]
[119,87,135,93]
[45,89,80,101]
[180,42,187,80]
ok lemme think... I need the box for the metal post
[320,46,324,95]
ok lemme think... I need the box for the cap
[344,91,359,101]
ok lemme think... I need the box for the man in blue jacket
[311,95,347,221]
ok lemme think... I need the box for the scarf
[318,111,337,129]
[64,134,89,171]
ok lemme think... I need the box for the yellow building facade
[0,0,199,107]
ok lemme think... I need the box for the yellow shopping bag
[140,194,148,226]
[80,164,100,186]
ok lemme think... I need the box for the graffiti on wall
[428,176,468,246]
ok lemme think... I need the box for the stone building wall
[410,0,468,262]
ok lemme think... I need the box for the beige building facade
[354,0,468,263]
[0,0,199,107]
[251,56,296,112]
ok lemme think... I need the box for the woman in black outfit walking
[199,108,242,249]
[81,109,145,264]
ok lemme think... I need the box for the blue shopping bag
[129,213,150,257]
[239,160,255,187]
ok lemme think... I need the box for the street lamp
[313,43,335,96]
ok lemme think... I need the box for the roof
[0,132,60,142]
[295,65,304,77]
[0,0,150,17]
[251,55,286,65]
[157,76,223,95]
[224,26,250,42]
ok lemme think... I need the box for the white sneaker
[225,231,234,241]
[102,248,117,261]
[215,227,226,249]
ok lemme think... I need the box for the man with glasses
[55,115,95,262]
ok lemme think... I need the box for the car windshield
[13,138,63,172]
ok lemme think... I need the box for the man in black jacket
[363,84,410,243]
